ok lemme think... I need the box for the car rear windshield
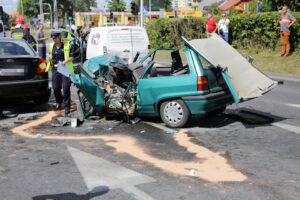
[108,29,146,47]
[0,40,35,57]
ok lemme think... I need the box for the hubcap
[163,102,183,125]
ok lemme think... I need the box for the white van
[86,26,151,64]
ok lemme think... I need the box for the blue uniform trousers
[52,67,71,110]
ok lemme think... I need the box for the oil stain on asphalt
[10,111,247,183]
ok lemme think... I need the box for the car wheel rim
[163,102,184,125]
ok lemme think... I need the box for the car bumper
[182,90,234,114]
[0,79,50,100]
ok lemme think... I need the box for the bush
[146,12,300,52]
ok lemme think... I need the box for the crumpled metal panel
[186,34,277,102]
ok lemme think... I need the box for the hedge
[146,12,300,51]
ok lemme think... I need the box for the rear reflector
[37,58,47,74]
[197,76,209,91]
[148,44,151,54]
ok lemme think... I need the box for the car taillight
[148,44,151,54]
[37,58,47,74]
[197,76,209,91]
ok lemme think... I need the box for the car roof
[0,38,24,41]
[91,26,145,32]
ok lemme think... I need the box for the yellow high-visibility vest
[46,42,74,74]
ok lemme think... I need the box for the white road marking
[272,123,300,135]
[285,104,300,109]
[68,146,156,200]
[144,121,175,132]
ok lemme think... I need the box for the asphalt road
[0,72,300,200]
[1,35,300,199]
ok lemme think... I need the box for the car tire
[160,99,190,128]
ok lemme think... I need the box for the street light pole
[149,0,151,23]
[39,0,44,24]
[53,0,58,29]
[21,0,24,18]
[43,3,52,29]
[140,0,144,27]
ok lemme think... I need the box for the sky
[0,0,132,14]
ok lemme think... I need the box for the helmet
[15,17,24,24]
[24,24,29,29]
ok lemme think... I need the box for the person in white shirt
[218,13,230,42]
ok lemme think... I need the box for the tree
[164,0,172,12]
[17,0,97,22]
[208,4,221,15]
[108,0,126,12]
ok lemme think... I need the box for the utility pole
[140,0,144,27]
[21,0,24,18]
[53,0,58,29]
[39,0,44,24]
[149,0,151,22]
[43,3,52,29]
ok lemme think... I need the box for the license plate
[0,68,25,76]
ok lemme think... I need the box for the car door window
[146,49,189,78]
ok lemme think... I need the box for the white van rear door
[108,27,148,63]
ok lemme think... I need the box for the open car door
[182,34,277,103]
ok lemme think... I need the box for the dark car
[0,38,50,105]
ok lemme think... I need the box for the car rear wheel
[160,99,190,128]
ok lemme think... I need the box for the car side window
[0,24,3,32]
[197,54,213,70]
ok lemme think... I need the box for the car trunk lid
[182,35,277,103]
[0,56,39,81]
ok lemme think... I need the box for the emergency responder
[46,31,74,116]
[24,24,37,51]
[11,17,30,42]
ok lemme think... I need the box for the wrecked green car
[70,34,277,128]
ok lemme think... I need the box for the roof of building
[220,0,241,10]
[203,0,226,11]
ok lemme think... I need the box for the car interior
[147,50,190,78]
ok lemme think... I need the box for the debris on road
[50,161,60,165]
[36,134,45,138]
[189,169,197,176]
[71,118,78,128]
[140,130,145,134]
[130,117,141,124]
[166,130,176,134]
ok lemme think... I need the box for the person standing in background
[206,13,217,38]
[36,24,48,60]
[218,13,230,43]
[256,0,262,13]
[278,5,296,57]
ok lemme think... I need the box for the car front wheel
[160,99,190,128]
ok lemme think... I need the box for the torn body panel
[183,34,277,103]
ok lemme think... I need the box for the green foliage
[17,0,97,21]
[260,0,274,12]
[247,0,257,14]
[208,4,221,15]
[108,0,126,12]
[146,12,300,52]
